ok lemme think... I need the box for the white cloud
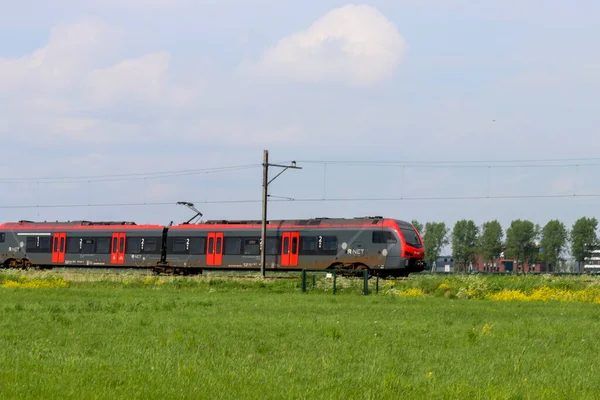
[248,4,405,86]
[0,19,118,93]
[0,19,198,145]
[86,52,171,105]
[0,19,178,105]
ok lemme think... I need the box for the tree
[478,220,504,269]
[411,220,424,236]
[451,220,480,273]
[539,220,568,272]
[570,217,599,271]
[423,222,450,269]
[505,219,539,271]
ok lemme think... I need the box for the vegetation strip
[3,270,600,304]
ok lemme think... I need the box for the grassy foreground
[1,271,600,399]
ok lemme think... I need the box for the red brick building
[471,253,547,273]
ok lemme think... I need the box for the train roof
[0,217,416,231]
[0,220,165,230]
[170,216,413,229]
[206,216,388,225]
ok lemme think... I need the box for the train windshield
[400,226,422,248]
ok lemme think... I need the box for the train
[0,216,426,277]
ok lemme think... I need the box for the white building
[433,256,454,273]
[583,246,600,273]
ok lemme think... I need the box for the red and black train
[0,216,426,277]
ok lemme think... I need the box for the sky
[1,0,599,239]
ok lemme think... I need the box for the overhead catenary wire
[1,155,598,214]
[293,156,600,165]
[3,156,600,184]
[292,161,600,169]
[1,193,599,209]
[0,163,262,184]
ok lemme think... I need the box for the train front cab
[399,221,426,273]
[381,220,426,276]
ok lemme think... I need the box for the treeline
[411,217,599,271]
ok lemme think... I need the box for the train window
[54,237,59,252]
[172,238,188,253]
[60,237,65,253]
[216,237,222,254]
[208,238,214,254]
[66,238,80,253]
[372,231,384,243]
[372,231,397,244]
[291,237,298,254]
[82,239,95,253]
[243,238,260,255]
[39,237,51,252]
[119,238,125,253]
[300,237,317,253]
[0,233,5,243]
[144,238,157,253]
[26,237,37,251]
[225,238,242,255]
[96,238,111,254]
[283,237,289,254]
[400,227,421,247]
[266,238,280,255]
[322,236,338,251]
[113,238,118,253]
[190,237,205,255]
[127,238,142,254]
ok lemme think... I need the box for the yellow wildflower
[398,288,426,297]
[486,286,600,304]
[482,323,493,334]
[2,278,68,289]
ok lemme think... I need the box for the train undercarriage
[2,258,424,279]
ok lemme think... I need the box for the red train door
[111,233,126,265]
[206,232,223,266]
[51,232,66,263]
[281,232,299,267]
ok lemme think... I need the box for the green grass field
[1,271,600,399]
